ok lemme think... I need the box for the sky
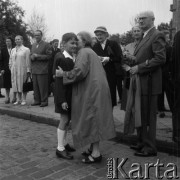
[17,0,173,40]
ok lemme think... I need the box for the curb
[0,107,59,127]
[0,107,179,156]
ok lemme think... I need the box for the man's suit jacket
[49,47,61,74]
[134,27,166,95]
[31,40,52,74]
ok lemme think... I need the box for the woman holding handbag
[9,35,31,105]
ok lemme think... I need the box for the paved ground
[0,114,180,180]
[0,90,179,155]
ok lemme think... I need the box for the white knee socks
[57,129,65,151]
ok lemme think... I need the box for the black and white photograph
[0,0,179,179]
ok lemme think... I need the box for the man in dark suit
[93,26,123,107]
[31,30,52,107]
[129,11,166,156]
[172,30,180,144]
[48,39,61,96]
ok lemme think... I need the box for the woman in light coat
[9,35,31,105]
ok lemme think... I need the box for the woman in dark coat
[0,37,13,103]
[53,33,77,160]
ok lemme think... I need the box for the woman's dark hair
[36,30,43,36]
[62,33,78,43]
[77,31,92,47]
[5,36,14,43]
[5,36,14,47]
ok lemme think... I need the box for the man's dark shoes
[5,98,10,104]
[130,144,143,151]
[40,103,48,107]
[65,144,76,152]
[31,102,41,106]
[159,112,165,118]
[173,136,180,144]
[134,151,157,157]
[56,149,73,160]
[0,94,5,98]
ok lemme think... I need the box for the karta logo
[107,158,179,179]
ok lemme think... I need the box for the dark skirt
[3,70,12,89]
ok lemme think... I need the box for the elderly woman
[56,31,116,163]
[122,25,145,151]
[9,35,31,105]
[121,25,143,110]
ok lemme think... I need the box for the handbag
[0,73,4,88]
[23,76,33,92]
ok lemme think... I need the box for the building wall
[171,0,180,37]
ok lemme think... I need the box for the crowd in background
[0,10,180,162]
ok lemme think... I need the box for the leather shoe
[134,151,157,157]
[130,144,143,151]
[31,102,41,106]
[159,112,165,118]
[11,98,17,104]
[173,136,180,144]
[56,149,73,160]
[40,103,48,107]
[65,144,76,152]
[5,98,10,104]
[0,94,5,98]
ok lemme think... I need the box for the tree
[120,31,134,46]
[0,0,31,48]
[109,33,121,44]
[157,22,170,31]
[27,9,47,42]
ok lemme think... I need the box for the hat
[94,26,108,34]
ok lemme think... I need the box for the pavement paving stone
[49,162,72,172]
[40,178,54,180]
[49,169,74,179]
[79,175,99,180]
[16,167,41,176]
[0,113,180,180]
[30,169,55,179]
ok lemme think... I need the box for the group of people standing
[0,35,31,105]
[122,11,180,157]
[0,30,52,107]
[0,9,179,163]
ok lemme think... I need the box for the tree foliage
[0,0,31,48]
[157,22,170,31]
[120,31,134,46]
[28,9,47,42]
[109,33,121,44]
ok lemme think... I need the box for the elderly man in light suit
[129,11,166,157]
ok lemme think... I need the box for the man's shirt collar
[143,26,155,38]
[63,50,74,60]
